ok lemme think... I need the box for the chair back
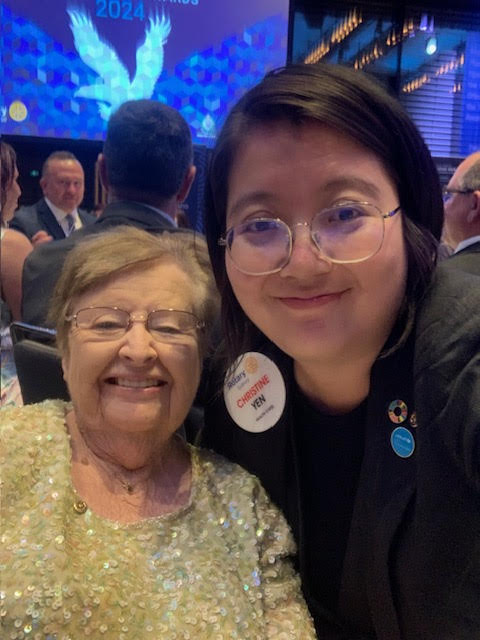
[10,322,70,404]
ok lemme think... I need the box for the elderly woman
[201,63,480,638]
[0,227,315,638]
[1,141,32,405]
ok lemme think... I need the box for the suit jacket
[201,262,480,639]
[21,200,177,326]
[447,239,480,275]
[10,198,95,241]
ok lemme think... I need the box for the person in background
[442,150,480,271]
[0,141,32,406]
[92,201,106,218]
[10,150,94,242]
[1,226,315,639]
[201,63,480,638]
[22,100,196,327]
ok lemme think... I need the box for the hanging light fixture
[425,16,437,55]
[426,35,437,55]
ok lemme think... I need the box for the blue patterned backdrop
[1,3,288,145]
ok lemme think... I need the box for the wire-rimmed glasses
[442,188,474,204]
[65,307,205,343]
[218,201,401,276]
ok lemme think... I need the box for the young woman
[201,63,480,639]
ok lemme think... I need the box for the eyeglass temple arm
[383,205,401,219]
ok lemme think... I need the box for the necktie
[65,213,75,236]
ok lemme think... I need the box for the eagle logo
[68,9,171,120]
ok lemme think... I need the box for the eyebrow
[227,177,383,222]
[227,191,275,221]
[320,177,382,200]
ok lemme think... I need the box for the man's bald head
[443,151,480,248]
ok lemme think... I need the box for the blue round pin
[390,426,415,458]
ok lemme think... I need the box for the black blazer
[201,262,480,639]
[10,198,95,241]
[21,200,177,326]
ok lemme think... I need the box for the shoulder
[192,445,292,533]
[0,228,32,254]
[25,233,76,267]
[9,201,45,237]
[192,445,297,558]
[14,200,45,219]
[193,445,263,493]
[414,262,480,477]
[1,400,70,461]
[1,401,71,520]
[416,260,480,360]
[79,209,96,224]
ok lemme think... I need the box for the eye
[234,218,285,247]
[87,311,126,331]
[329,205,366,223]
[151,324,183,335]
[90,318,125,331]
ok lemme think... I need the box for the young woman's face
[225,122,407,369]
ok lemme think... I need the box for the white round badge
[223,352,286,433]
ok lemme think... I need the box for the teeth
[114,378,161,388]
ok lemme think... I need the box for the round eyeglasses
[65,307,205,343]
[218,201,401,276]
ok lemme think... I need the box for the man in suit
[22,100,196,326]
[10,151,95,242]
[442,150,480,273]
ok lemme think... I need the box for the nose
[280,222,333,278]
[118,322,157,364]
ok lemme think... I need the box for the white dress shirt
[44,197,82,236]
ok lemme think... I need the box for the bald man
[10,151,95,242]
[442,151,480,268]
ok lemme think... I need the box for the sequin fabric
[0,400,316,639]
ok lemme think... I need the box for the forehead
[46,159,84,179]
[226,122,395,220]
[72,260,195,311]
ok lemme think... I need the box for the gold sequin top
[0,400,316,639]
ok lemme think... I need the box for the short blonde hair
[48,227,219,357]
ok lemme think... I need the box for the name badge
[223,352,286,433]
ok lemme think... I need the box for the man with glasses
[442,151,480,267]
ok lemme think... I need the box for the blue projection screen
[2,0,288,145]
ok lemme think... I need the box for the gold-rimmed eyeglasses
[218,201,401,276]
[65,307,204,343]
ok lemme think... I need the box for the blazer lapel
[338,337,417,638]
[38,199,66,239]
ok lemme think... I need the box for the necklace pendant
[126,484,134,494]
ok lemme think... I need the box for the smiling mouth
[106,378,166,388]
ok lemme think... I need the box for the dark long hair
[205,63,443,367]
[1,141,17,216]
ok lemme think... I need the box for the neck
[294,355,374,415]
[67,410,191,521]
[108,189,176,218]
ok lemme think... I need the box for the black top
[294,387,369,623]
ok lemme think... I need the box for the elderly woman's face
[225,122,407,367]
[62,260,202,438]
